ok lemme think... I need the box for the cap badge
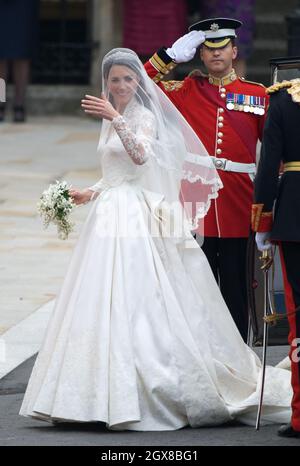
[210,23,219,32]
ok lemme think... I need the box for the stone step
[252,38,287,51]
[247,68,272,86]
[249,1,297,82]
[255,0,298,14]
[255,13,288,38]
[5,84,92,115]
[248,39,287,69]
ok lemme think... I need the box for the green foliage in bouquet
[37,180,75,240]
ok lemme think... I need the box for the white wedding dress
[20,102,292,431]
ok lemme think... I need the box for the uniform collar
[208,69,237,86]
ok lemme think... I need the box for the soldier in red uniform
[144,18,268,342]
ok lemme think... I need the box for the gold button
[220,87,226,93]
[219,108,224,113]
[217,139,223,144]
[218,122,224,128]
[218,116,224,121]
[218,132,223,137]
[220,93,226,99]
[216,148,222,155]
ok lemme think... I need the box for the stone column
[90,0,123,90]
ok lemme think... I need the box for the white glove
[166,30,206,63]
[255,232,272,252]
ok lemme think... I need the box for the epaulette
[266,80,293,94]
[287,78,300,104]
[160,80,184,92]
[239,77,266,88]
[188,69,207,79]
[266,79,300,104]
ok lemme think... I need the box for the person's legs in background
[0,60,9,121]
[0,60,9,82]
[12,59,30,122]
[0,0,39,123]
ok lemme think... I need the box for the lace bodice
[89,100,156,193]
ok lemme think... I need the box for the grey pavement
[0,116,101,378]
[1,347,299,446]
[0,116,100,336]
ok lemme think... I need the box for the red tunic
[145,59,268,238]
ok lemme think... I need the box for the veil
[100,48,223,235]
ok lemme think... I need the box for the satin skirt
[20,182,292,430]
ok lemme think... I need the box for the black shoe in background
[13,105,26,123]
[0,104,5,122]
[278,423,300,438]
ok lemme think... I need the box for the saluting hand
[81,93,120,121]
[166,30,206,63]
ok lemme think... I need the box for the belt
[283,162,300,172]
[211,157,256,174]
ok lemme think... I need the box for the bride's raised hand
[81,94,119,121]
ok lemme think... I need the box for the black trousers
[279,241,300,431]
[201,237,249,342]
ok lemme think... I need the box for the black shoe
[13,105,26,123]
[0,104,5,122]
[278,423,300,438]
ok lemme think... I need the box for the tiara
[103,49,138,65]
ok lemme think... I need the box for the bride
[19,48,292,431]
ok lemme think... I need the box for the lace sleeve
[112,113,155,165]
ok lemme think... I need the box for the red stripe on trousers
[279,243,300,431]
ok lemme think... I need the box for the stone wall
[248,0,299,85]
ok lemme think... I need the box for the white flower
[37,180,75,240]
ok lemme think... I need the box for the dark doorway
[32,0,94,84]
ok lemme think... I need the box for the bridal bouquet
[37,180,75,240]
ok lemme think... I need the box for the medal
[226,93,234,110]
[233,93,239,110]
[225,93,266,114]
[238,93,244,111]
[249,96,255,112]
[244,95,250,112]
[253,98,260,114]
[258,97,265,115]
